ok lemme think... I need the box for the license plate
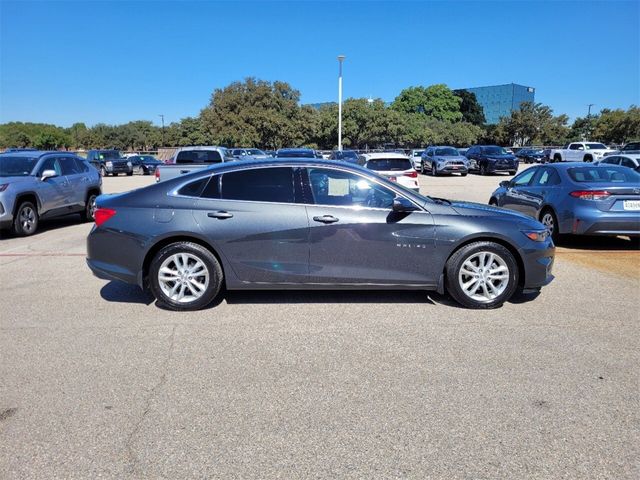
[452,166,459,169]
[623,200,640,211]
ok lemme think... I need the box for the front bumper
[522,240,555,289]
[105,163,132,173]
[438,165,468,174]
[487,163,518,172]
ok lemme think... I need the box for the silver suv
[0,151,102,236]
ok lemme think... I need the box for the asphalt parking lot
[1,168,638,479]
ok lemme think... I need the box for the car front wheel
[149,242,223,311]
[445,241,519,309]
[13,201,39,236]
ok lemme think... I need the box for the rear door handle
[207,211,233,219]
[313,215,339,224]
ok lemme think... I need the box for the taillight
[570,190,610,200]
[155,168,160,182]
[404,171,418,178]
[95,208,116,227]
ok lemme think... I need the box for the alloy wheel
[158,253,210,303]
[458,251,510,303]
[541,212,554,235]
[20,206,37,234]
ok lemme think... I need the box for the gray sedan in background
[87,159,555,310]
[489,162,640,241]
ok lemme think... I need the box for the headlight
[106,161,113,167]
[127,161,132,167]
[522,229,549,242]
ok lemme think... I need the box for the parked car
[465,145,519,175]
[549,142,615,163]
[598,153,640,172]
[0,150,101,236]
[87,159,555,311]
[408,149,425,170]
[515,148,546,164]
[542,148,552,163]
[155,146,235,182]
[362,153,419,191]
[605,141,640,157]
[328,150,363,165]
[86,150,133,177]
[420,146,469,176]
[488,163,640,241]
[230,148,269,160]
[276,148,320,158]
[129,155,162,175]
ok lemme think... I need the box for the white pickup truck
[155,146,235,182]
[549,142,615,163]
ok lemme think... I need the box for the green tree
[592,106,640,144]
[453,90,486,125]
[496,102,569,146]
[391,84,462,123]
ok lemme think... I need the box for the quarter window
[533,168,561,186]
[178,177,210,197]
[220,167,295,203]
[512,168,537,186]
[307,168,396,209]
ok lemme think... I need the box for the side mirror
[41,169,57,181]
[499,180,511,188]
[392,196,418,212]
[578,146,584,151]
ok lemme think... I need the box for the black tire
[539,208,560,243]
[509,170,517,175]
[13,201,39,236]
[149,241,223,311]
[100,166,107,177]
[479,163,487,176]
[431,164,438,176]
[81,193,98,222]
[553,154,562,163]
[420,162,426,175]
[583,155,593,163]
[489,198,498,206]
[461,172,468,177]
[445,241,519,309]
[127,171,133,176]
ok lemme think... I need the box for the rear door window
[220,167,295,203]
[532,168,561,186]
[512,168,537,186]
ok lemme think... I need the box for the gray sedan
[87,159,555,310]
[489,163,640,241]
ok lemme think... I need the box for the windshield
[247,149,265,155]
[0,156,38,177]
[567,166,640,183]
[482,146,508,155]
[435,148,459,156]
[140,155,159,162]
[412,150,424,156]
[585,143,607,150]
[277,150,315,158]
[622,142,640,151]
[342,151,358,159]
[366,158,412,171]
[99,151,124,160]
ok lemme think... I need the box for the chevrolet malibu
[87,160,555,310]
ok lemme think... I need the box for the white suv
[362,153,420,192]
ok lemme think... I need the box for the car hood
[449,200,537,223]
[433,155,468,162]
[485,154,517,161]
[0,175,38,185]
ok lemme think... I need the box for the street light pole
[337,55,345,151]
[159,114,165,147]
[587,104,594,117]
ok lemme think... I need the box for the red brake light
[155,168,160,182]
[570,190,610,200]
[404,171,418,178]
[95,208,116,227]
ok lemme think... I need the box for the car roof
[0,150,69,158]
[363,152,410,159]
[545,161,632,170]
[277,148,314,152]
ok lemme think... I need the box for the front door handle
[313,215,339,224]
[207,211,233,219]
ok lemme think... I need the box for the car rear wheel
[445,241,518,309]
[540,209,559,243]
[149,242,223,311]
[81,193,97,222]
[13,201,39,236]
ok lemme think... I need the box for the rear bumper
[562,208,640,236]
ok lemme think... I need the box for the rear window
[366,158,412,171]
[567,166,640,183]
[221,167,295,203]
[176,150,222,164]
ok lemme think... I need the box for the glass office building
[463,83,535,124]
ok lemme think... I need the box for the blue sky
[1,0,638,127]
